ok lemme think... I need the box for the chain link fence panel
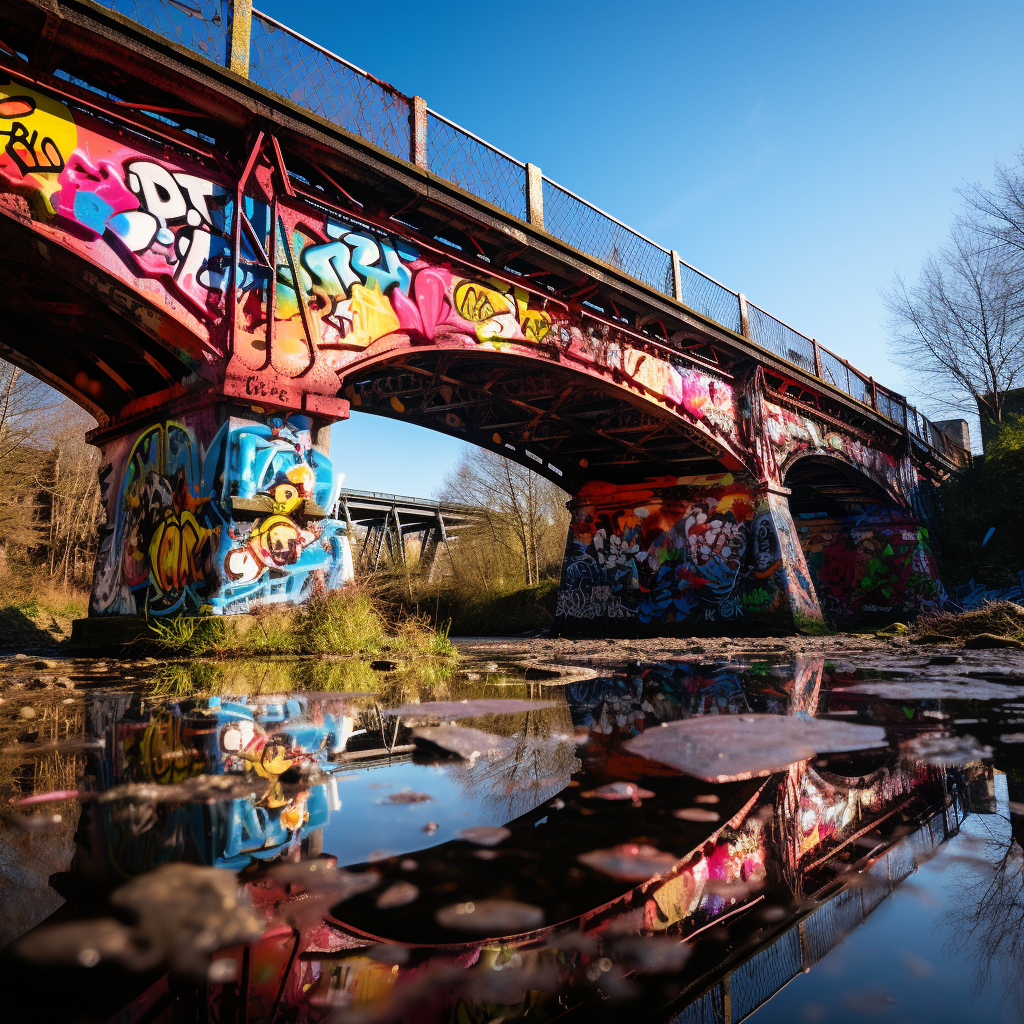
[668,984,725,1024]
[542,178,673,296]
[729,925,803,1021]
[678,263,742,334]
[250,13,410,158]
[94,0,228,63]
[803,885,865,966]
[426,114,526,220]
[747,303,817,374]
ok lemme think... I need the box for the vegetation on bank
[913,601,1024,647]
[928,415,1024,591]
[0,581,90,649]
[405,579,560,636]
[146,588,457,660]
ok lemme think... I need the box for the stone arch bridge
[0,0,968,629]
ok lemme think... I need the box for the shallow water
[2,652,1023,1022]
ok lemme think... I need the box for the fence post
[870,377,878,410]
[411,96,428,170]
[670,250,683,302]
[812,338,823,379]
[737,292,750,338]
[526,163,544,229]
[228,0,252,77]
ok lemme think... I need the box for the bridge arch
[783,455,941,624]
[334,346,749,494]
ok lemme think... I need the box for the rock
[624,714,886,782]
[435,899,544,934]
[963,633,1024,650]
[32,660,58,670]
[370,660,398,671]
[25,678,49,690]
[386,699,557,719]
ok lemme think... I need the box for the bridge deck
[12,0,967,472]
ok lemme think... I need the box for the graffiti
[795,510,942,619]
[0,84,76,208]
[556,474,818,627]
[228,202,738,436]
[55,152,233,315]
[764,401,912,503]
[91,409,350,616]
[0,78,233,331]
[945,573,1024,612]
[0,100,65,176]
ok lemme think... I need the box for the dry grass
[0,573,89,649]
[914,601,1024,642]
[146,586,457,661]
[402,579,560,636]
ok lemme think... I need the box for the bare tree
[38,412,102,587]
[885,219,1024,427]
[437,449,568,587]
[0,363,69,572]
[959,147,1024,279]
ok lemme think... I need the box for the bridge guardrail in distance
[81,0,968,467]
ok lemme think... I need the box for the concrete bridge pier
[88,402,349,618]
[554,472,822,633]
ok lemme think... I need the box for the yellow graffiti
[521,309,552,343]
[341,280,401,349]
[0,83,77,212]
[454,278,552,345]
[148,508,211,596]
[454,280,510,322]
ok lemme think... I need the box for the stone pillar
[89,403,350,617]
[554,471,822,634]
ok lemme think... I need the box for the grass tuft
[145,585,456,662]
[914,601,1024,642]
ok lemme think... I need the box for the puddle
[1,652,1024,1021]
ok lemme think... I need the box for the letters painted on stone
[556,474,819,627]
[90,410,350,617]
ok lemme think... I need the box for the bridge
[0,0,969,629]
[336,487,481,575]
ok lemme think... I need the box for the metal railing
[89,0,969,467]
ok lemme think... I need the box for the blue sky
[256,0,1024,495]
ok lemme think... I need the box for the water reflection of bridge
[671,770,983,1024]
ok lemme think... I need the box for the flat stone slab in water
[624,714,887,781]
[385,699,558,719]
[411,725,515,759]
[836,680,1024,701]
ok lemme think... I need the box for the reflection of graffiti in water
[93,695,352,873]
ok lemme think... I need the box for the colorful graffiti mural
[0,81,233,353]
[91,409,350,616]
[0,74,956,630]
[88,694,351,874]
[795,510,944,620]
[1,75,742,445]
[764,400,918,506]
[556,474,819,628]
[229,199,740,441]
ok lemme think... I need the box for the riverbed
[1,635,1022,1023]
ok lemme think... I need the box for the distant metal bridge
[335,488,484,575]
